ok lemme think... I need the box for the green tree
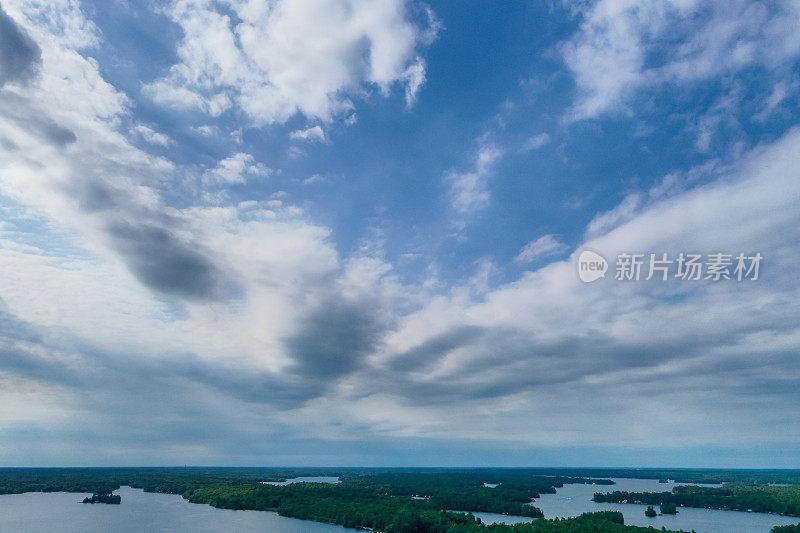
[660,502,678,514]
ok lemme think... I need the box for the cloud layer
[0,0,798,467]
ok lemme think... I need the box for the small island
[82,492,121,504]
[660,502,678,514]
[645,505,657,517]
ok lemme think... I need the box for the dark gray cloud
[56,175,229,301]
[0,4,41,86]
[388,325,485,372]
[107,219,225,300]
[0,302,352,414]
[365,303,800,408]
[40,120,77,146]
[0,93,76,147]
[73,180,117,212]
[0,306,41,345]
[285,297,387,380]
[0,96,223,302]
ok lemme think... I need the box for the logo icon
[577,250,608,283]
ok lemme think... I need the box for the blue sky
[0,0,799,467]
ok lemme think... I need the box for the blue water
[0,486,357,533]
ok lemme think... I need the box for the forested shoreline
[593,483,800,516]
[0,468,798,532]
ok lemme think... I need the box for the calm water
[0,486,357,533]
[533,478,800,533]
[262,476,341,486]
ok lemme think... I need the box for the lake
[0,486,358,533]
[533,477,800,533]
[1,478,798,532]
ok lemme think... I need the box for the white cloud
[192,124,217,137]
[203,153,271,185]
[561,0,800,120]
[0,2,407,463]
[302,174,327,186]
[468,258,498,295]
[290,125,325,143]
[144,0,438,126]
[515,234,569,264]
[446,142,503,216]
[753,80,799,122]
[132,124,172,146]
[3,0,100,49]
[402,56,426,107]
[585,192,643,238]
[361,127,800,446]
[523,133,550,151]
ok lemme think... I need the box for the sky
[0,0,799,468]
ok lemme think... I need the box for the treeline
[0,468,690,532]
[1,468,794,532]
[182,478,546,520]
[0,467,342,496]
[594,483,800,516]
[523,468,800,485]
[772,525,800,533]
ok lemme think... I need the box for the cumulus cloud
[203,153,271,185]
[355,128,800,447]
[144,0,439,126]
[290,125,325,143]
[0,0,413,463]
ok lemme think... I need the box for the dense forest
[0,467,798,532]
[594,483,800,516]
